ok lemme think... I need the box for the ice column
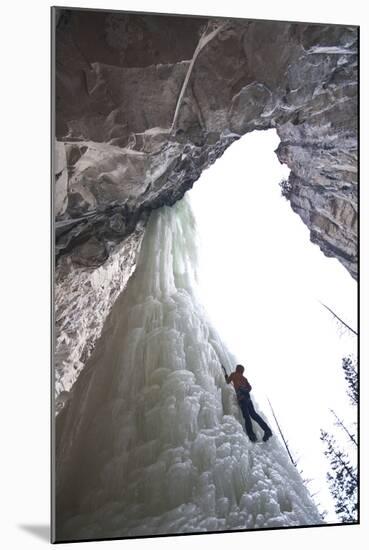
[55,196,322,541]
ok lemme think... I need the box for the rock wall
[54,222,146,412]
[54,9,358,399]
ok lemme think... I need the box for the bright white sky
[188,129,358,522]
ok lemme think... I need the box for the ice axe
[221,364,228,380]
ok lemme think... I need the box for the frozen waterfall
[54,195,322,541]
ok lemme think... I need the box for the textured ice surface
[55,196,322,541]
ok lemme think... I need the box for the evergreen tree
[342,356,358,406]
[320,355,358,523]
[320,430,357,522]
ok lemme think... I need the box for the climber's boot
[262,429,273,442]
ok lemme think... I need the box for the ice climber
[223,364,273,443]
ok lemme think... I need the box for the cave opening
[187,128,357,520]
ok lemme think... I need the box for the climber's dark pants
[237,392,271,439]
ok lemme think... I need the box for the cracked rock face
[54,9,358,400]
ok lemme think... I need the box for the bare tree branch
[267,398,296,467]
[320,302,357,336]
